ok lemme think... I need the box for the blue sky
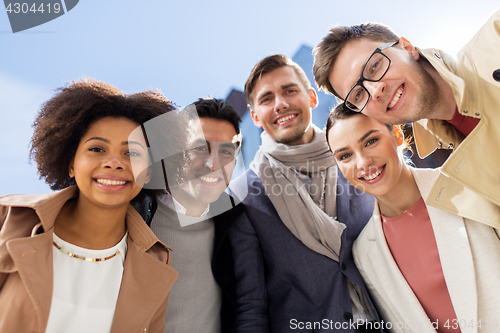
[1,0,498,196]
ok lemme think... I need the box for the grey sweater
[150,199,221,333]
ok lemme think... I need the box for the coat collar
[125,205,172,253]
[412,48,468,159]
[418,48,466,110]
[0,186,78,234]
[0,188,78,277]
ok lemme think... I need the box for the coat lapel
[212,193,244,262]
[362,207,435,331]
[335,171,350,223]
[111,208,178,333]
[336,170,375,244]
[425,206,477,333]
[111,239,177,333]
[7,231,54,333]
[413,169,477,333]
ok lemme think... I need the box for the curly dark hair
[29,79,176,193]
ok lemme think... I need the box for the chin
[196,191,224,204]
[279,133,305,145]
[370,186,392,198]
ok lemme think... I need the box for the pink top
[381,197,460,333]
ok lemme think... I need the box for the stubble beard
[387,62,442,125]
[275,122,309,145]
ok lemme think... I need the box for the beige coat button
[493,69,500,82]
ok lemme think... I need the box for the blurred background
[1,0,498,195]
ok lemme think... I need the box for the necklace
[53,241,120,262]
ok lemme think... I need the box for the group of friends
[1,9,499,333]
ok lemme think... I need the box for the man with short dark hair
[228,54,383,332]
[134,98,244,333]
[313,11,500,227]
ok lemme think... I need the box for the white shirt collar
[159,192,210,218]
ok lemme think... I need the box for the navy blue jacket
[228,169,380,332]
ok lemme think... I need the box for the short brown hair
[313,23,399,98]
[30,78,175,192]
[244,54,311,108]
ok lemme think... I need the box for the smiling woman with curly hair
[0,79,180,333]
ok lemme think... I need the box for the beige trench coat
[0,186,178,333]
[412,10,500,228]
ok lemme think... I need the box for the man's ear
[309,88,318,109]
[399,36,420,61]
[144,167,152,185]
[144,148,152,185]
[250,109,263,128]
[393,125,405,146]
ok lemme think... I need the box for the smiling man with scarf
[228,54,383,332]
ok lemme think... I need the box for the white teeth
[96,179,127,186]
[200,176,220,183]
[388,86,404,109]
[276,114,296,124]
[361,168,383,181]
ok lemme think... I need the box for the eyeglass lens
[346,52,391,111]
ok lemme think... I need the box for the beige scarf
[250,125,345,262]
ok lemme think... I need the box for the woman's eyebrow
[85,137,109,144]
[358,129,379,143]
[333,146,349,156]
[84,137,145,149]
[332,129,380,155]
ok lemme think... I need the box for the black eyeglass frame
[344,40,399,113]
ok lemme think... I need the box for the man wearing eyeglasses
[134,98,245,333]
[313,10,500,228]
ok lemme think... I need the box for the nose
[364,80,386,101]
[356,152,374,172]
[103,153,125,170]
[204,150,221,172]
[274,94,289,113]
